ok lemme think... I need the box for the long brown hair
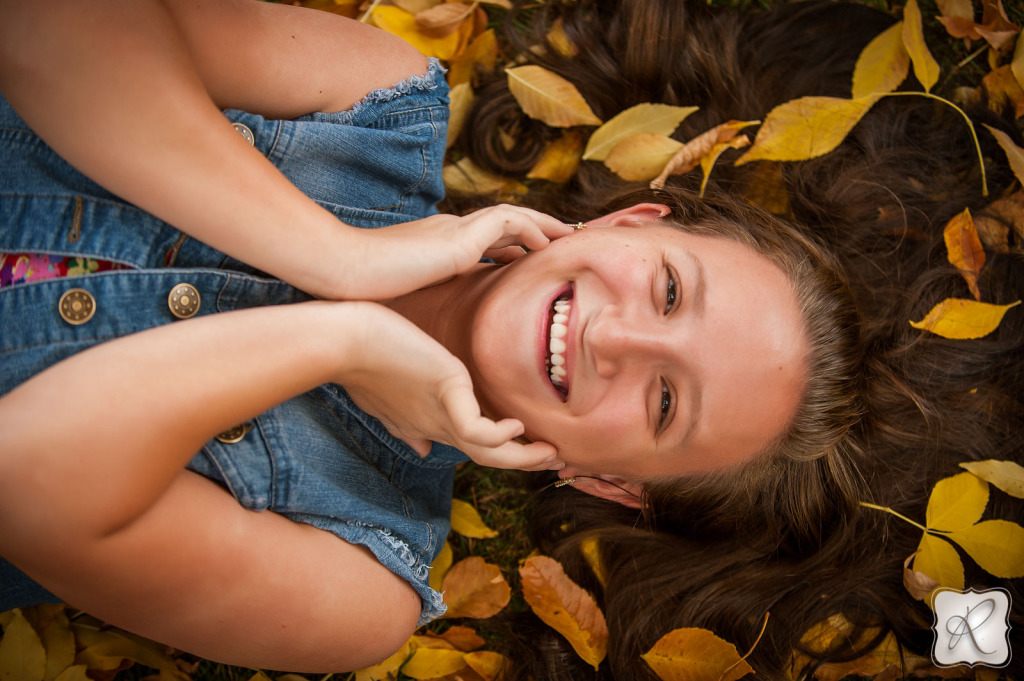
[447,0,1024,677]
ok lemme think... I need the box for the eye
[664,267,678,315]
[658,380,672,431]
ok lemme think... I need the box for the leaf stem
[358,0,383,23]
[859,501,928,532]
[882,91,988,197]
[717,611,769,681]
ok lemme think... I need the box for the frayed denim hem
[353,58,447,110]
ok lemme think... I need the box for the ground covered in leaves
[2,0,1024,680]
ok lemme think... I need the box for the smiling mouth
[545,284,574,401]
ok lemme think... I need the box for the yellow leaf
[1013,32,1024,92]
[982,65,1024,120]
[649,120,757,189]
[984,123,1024,189]
[914,534,965,591]
[926,471,989,531]
[943,208,985,300]
[582,103,698,161]
[464,651,511,681]
[441,557,511,619]
[527,129,584,183]
[903,552,942,601]
[354,638,414,681]
[448,29,497,88]
[414,2,474,39]
[699,136,750,196]
[430,540,454,592]
[852,22,911,98]
[26,606,75,681]
[604,134,684,182]
[902,0,941,92]
[580,536,607,587]
[447,82,477,149]
[960,459,1024,498]
[909,298,1021,339]
[0,610,46,681]
[735,95,882,165]
[428,625,485,652]
[69,625,183,678]
[506,65,602,128]
[947,519,1024,577]
[641,627,754,681]
[52,667,90,681]
[451,498,499,539]
[519,555,608,670]
[548,18,577,58]
[401,647,467,680]
[370,5,468,60]
[246,673,273,681]
[393,0,442,15]
[480,0,511,7]
[443,158,526,198]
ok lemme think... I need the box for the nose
[586,304,674,378]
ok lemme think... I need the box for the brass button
[58,288,96,325]
[215,422,253,444]
[232,122,255,146]
[168,283,201,319]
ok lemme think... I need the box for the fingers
[465,439,560,471]
[468,204,574,254]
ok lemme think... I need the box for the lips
[544,283,574,401]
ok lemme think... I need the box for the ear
[557,468,644,509]
[588,203,671,229]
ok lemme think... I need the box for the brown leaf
[520,555,608,670]
[741,162,792,217]
[698,136,750,196]
[976,190,1024,253]
[852,22,910,98]
[527,129,584,183]
[443,157,526,198]
[415,2,474,39]
[903,552,941,601]
[426,625,485,652]
[977,0,1019,51]
[1013,31,1024,90]
[649,121,757,189]
[735,95,882,165]
[393,0,442,15]
[604,134,683,182]
[902,0,941,92]
[370,6,471,60]
[984,123,1024,188]
[441,557,511,619]
[943,208,985,300]
[641,628,754,681]
[506,65,602,128]
[909,298,1021,339]
[982,65,1024,119]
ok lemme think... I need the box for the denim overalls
[0,60,462,624]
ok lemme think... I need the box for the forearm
[0,301,373,544]
[0,0,354,297]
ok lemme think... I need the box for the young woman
[453,0,1024,678]
[0,0,860,674]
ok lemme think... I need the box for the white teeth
[547,297,572,392]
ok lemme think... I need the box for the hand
[341,304,560,471]
[338,205,574,301]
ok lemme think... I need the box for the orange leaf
[464,651,511,681]
[641,628,754,681]
[649,120,757,189]
[428,625,485,652]
[909,298,1021,339]
[448,28,497,88]
[943,208,985,300]
[415,2,474,39]
[370,5,471,60]
[982,65,1024,119]
[441,557,511,619]
[519,555,608,670]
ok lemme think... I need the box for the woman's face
[466,219,808,480]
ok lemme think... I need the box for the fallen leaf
[698,136,751,196]
[959,459,1024,497]
[70,624,184,679]
[580,536,607,587]
[604,133,684,182]
[741,162,792,217]
[520,555,608,670]
[1013,31,1024,91]
[27,606,75,681]
[447,82,477,149]
[649,120,757,189]
[903,552,942,600]
[479,0,511,7]
[415,2,474,39]
[448,29,497,87]
[983,123,1024,188]
[0,610,46,681]
[370,5,472,60]
[401,647,467,680]
[464,651,511,681]
[443,158,525,198]
[441,557,511,619]
[852,22,910,98]
[909,298,1021,339]
[451,498,499,539]
[926,472,989,531]
[582,103,698,161]
[976,0,1019,51]
[947,519,1024,577]
[914,533,965,592]
[641,627,754,681]
[982,65,1024,119]
[902,0,941,92]
[51,667,90,681]
[393,0,441,15]
[430,541,454,592]
[506,65,602,128]
[298,0,361,19]
[548,18,577,58]
[735,95,882,165]
[527,129,584,183]
[429,625,485,652]
[943,208,985,300]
